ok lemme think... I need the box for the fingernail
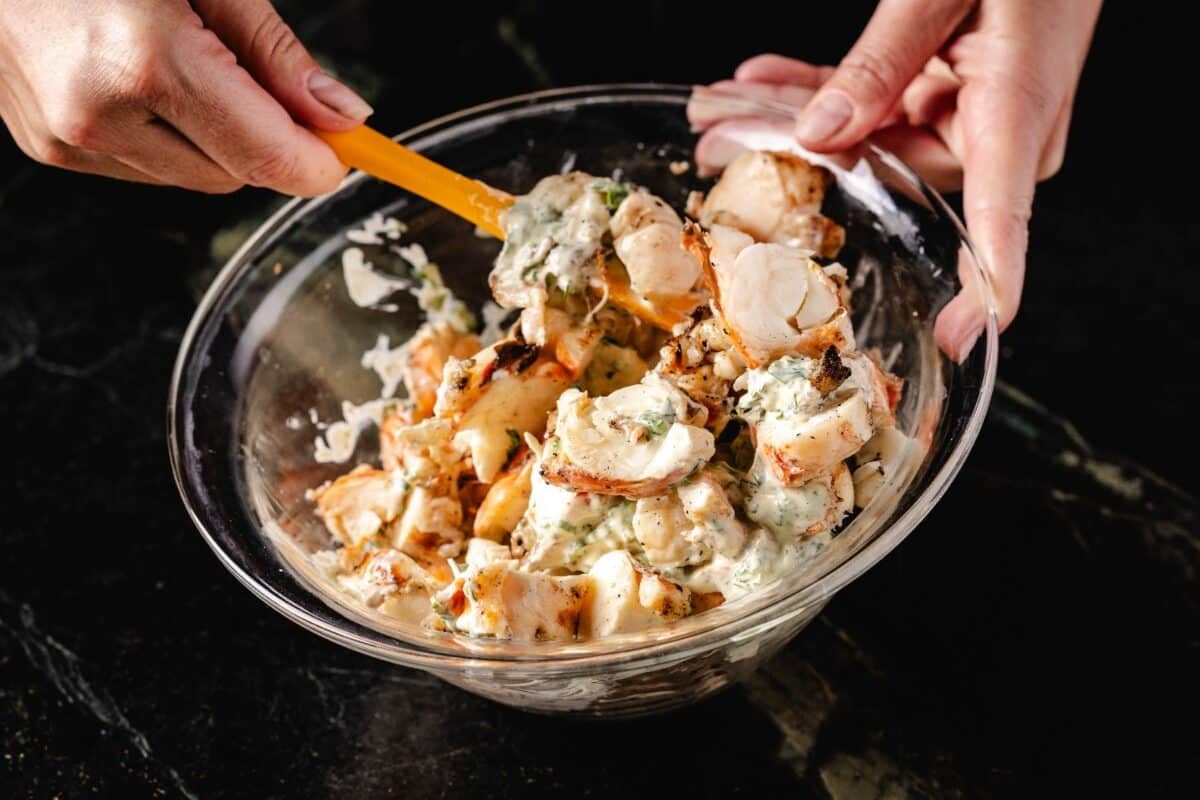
[795,91,853,144]
[953,322,983,364]
[308,71,373,122]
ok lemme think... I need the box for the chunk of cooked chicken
[490,173,611,309]
[433,338,540,419]
[402,320,482,419]
[844,350,903,429]
[376,418,469,562]
[473,450,534,541]
[631,468,747,570]
[580,339,649,397]
[379,404,416,473]
[581,550,692,636]
[540,373,716,497]
[464,537,513,569]
[511,460,634,573]
[850,426,912,508]
[453,360,571,483]
[736,352,884,485]
[744,460,854,540]
[391,485,465,561]
[698,150,844,258]
[432,334,574,484]
[686,222,855,367]
[336,549,443,622]
[378,417,465,489]
[518,306,603,375]
[309,465,409,549]
[434,559,592,641]
[685,528,782,600]
[655,312,747,434]
[591,254,707,332]
[610,190,702,297]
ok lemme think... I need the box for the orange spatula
[315,125,698,330]
[314,125,514,238]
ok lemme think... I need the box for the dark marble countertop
[2,3,1196,797]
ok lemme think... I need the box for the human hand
[713,0,1101,360]
[0,0,373,196]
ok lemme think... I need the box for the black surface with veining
[2,3,1196,797]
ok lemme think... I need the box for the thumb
[795,0,969,152]
[191,0,372,132]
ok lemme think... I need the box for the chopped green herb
[637,400,677,437]
[593,179,631,212]
[767,356,810,383]
[431,599,457,627]
[637,412,670,437]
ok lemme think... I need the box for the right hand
[0,0,373,196]
[694,0,1100,361]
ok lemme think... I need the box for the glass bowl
[169,84,997,717]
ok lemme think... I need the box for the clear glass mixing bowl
[169,84,997,717]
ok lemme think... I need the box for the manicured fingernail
[308,71,373,122]
[953,322,983,363]
[795,91,853,144]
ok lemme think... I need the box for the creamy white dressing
[346,212,407,245]
[744,461,835,539]
[609,190,700,297]
[736,355,824,424]
[399,247,475,333]
[342,247,410,309]
[518,466,636,573]
[490,174,615,306]
[314,399,388,463]
[551,374,715,486]
[306,158,907,641]
[360,334,408,398]
[342,243,475,334]
[686,528,782,599]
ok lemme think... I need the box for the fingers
[693,117,796,175]
[15,73,243,194]
[899,64,962,133]
[933,250,989,363]
[693,117,861,178]
[154,18,348,196]
[867,125,962,191]
[0,78,167,187]
[934,77,1051,360]
[3,115,167,186]
[191,0,371,131]
[107,120,244,193]
[688,80,819,131]
[31,147,168,186]
[1037,100,1071,181]
[794,0,972,152]
[734,54,834,87]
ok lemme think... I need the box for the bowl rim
[168,82,999,670]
